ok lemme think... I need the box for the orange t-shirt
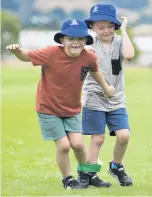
[28,46,98,117]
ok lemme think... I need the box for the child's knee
[92,135,105,146]
[71,142,85,151]
[57,142,70,153]
[116,130,130,144]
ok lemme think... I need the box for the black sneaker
[108,162,133,186]
[89,175,112,187]
[62,176,84,189]
[77,171,89,188]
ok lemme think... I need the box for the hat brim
[84,15,121,30]
[54,31,93,45]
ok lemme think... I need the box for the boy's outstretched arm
[120,17,135,60]
[90,71,115,97]
[6,44,30,62]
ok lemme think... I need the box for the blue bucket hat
[84,4,121,30]
[54,19,93,45]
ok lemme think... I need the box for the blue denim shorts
[37,113,82,140]
[82,107,129,136]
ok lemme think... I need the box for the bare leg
[85,134,111,187]
[68,132,90,188]
[108,129,132,186]
[113,129,130,163]
[68,132,87,164]
[87,134,105,164]
[55,136,71,177]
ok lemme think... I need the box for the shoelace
[92,175,105,183]
[91,175,109,187]
[67,179,79,187]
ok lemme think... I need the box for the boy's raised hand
[6,44,30,61]
[120,17,128,32]
[6,44,21,54]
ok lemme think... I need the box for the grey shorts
[37,112,82,140]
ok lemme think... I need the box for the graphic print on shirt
[80,65,92,81]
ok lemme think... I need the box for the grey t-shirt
[82,35,126,112]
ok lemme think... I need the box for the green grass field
[2,64,152,196]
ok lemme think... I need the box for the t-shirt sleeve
[28,46,51,66]
[88,51,99,72]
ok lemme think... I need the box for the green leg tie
[77,163,101,172]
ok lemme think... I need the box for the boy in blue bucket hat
[6,19,115,190]
[81,4,135,187]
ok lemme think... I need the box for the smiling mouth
[72,46,80,49]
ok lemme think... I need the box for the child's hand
[120,17,128,32]
[6,44,21,54]
[105,85,115,97]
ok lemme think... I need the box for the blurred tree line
[1,10,20,58]
[1,0,152,30]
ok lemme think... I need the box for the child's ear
[59,37,64,44]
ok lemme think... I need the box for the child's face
[60,36,87,57]
[91,21,115,42]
